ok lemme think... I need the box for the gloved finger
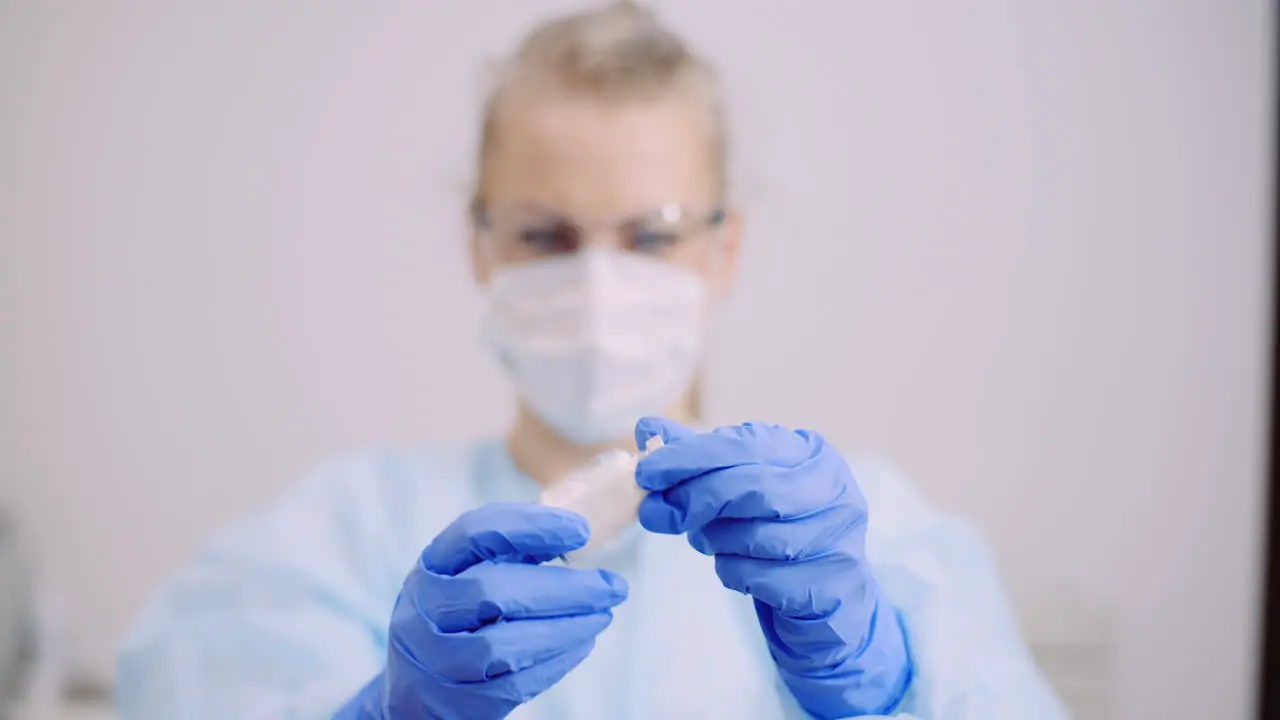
[421,502,590,576]
[637,453,848,535]
[635,422,823,493]
[407,560,628,633]
[634,415,699,450]
[385,639,598,718]
[765,602,884,670]
[714,553,869,618]
[477,638,599,707]
[686,503,865,559]
[412,611,615,683]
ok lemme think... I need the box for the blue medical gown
[116,440,1068,719]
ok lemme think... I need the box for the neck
[505,391,699,487]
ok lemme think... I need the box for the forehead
[481,94,719,218]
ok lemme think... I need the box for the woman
[117,4,1067,718]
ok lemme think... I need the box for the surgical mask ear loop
[541,435,666,564]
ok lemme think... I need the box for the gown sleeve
[115,450,412,720]
[770,456,1070,720]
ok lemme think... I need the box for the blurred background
[0,1,1273,718]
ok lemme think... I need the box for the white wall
[0,1,1271,717]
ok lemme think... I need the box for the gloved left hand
[634,417,913,719]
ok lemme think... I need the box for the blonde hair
[474,1,728,203]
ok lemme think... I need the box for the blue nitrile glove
[634,417,912,719]
[334,502,629,720]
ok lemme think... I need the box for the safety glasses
[472,201,727,270]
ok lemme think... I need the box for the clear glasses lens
[476,204,725,269]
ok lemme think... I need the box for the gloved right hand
[334,502,629,720]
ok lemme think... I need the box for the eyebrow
[486,201,700,226]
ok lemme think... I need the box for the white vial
[538,436,665,563]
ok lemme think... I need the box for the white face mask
[482,247,708,445]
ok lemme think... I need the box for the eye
[625,227,680,254]
[518,222,579,255]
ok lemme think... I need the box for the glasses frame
[471,200,728,265]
